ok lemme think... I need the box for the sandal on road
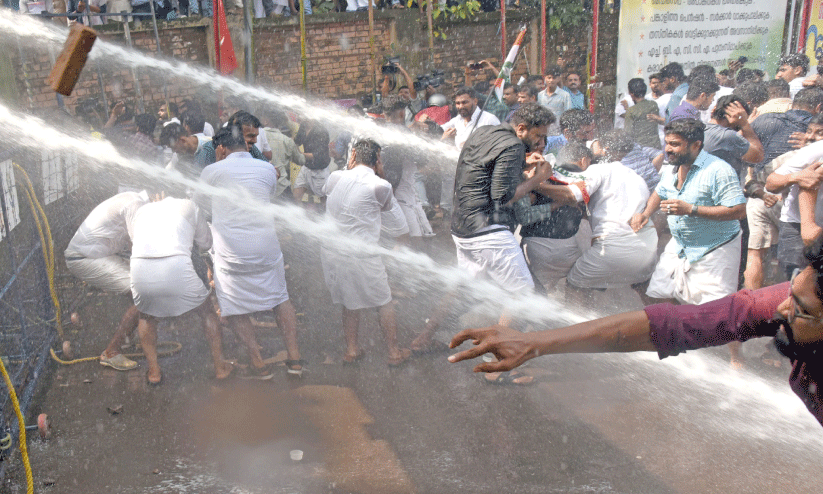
[239,364,274,381]
[100,353,138,371]
[285,359,308,378]
[483,370,534,386]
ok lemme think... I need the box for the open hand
[448,325,537,373]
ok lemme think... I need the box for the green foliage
[544,0,589,31]
[409,0,482,23]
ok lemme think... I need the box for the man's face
[399,88,411,101]
[532,78,546,92]
[664,76,678,91]
[664,133,701,167]
[807,123,823,142]
[454,94,477,120]
[776,64,802,83]
[157,106,167,121]
[649,78,661,96]
[776,266,823,343]
[172,136,188,154]
[566,74,580,91]
[503,86,518,106]
[518,90,536,105]
[544,74,559,91]
[241,124,259,150]
[515,123,548,153]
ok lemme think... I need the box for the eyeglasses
[788,268,823,324]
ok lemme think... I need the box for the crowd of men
[61,51,823,425]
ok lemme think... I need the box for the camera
[414,70,444,92]
[381,56,401,75]
[737,56,748,64]
[467,61,484,70]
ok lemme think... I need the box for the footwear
[239,364,274,381]
[410,339,450,355]
[342,350,365,364]
[483,370,534,385]
[387,348,412,367]
[285,359,307,378]
[100,353,138,371]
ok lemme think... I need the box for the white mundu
[567,162,658,289]
[130,197,212,318]
[322,165,409,310]
[198,151,290,316]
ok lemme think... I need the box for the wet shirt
[197,152,281,264]
[581,161,650,238]
[130,198,211,259]
[65,191,149,259]
[324,165,408,246]
[645,282,823,427]
[773,140,823,225]
[655,150,746,263]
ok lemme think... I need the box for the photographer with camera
[408,70,446,118]
[380,57,417,102]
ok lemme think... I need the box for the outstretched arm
[448,311,655,373]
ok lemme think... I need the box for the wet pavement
[9,220,823,493]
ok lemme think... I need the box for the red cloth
[645,283,823,427]
[415,106,452,126]
[213,0,237,75]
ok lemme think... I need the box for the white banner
[615,0,788,105]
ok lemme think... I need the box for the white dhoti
[452,229,534,292]
[522,220,591,288]
[66,253,131,294]
[567,226,658,289]
[131,255,209,318]
[295,166,331,197]
[321,247,392,310]
[646,232,742,305]
[211,252,289,317]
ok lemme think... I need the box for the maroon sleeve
[644,283,789,359]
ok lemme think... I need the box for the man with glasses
[448,241,823,426]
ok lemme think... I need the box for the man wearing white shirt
[555,148,659,291]
[322,139,411,366]
[439,86,500,216]
[776,53,811,99]
[766,133,823,279]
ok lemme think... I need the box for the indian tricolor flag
[493,26,527,102]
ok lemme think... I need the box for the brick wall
[2,11,600,118]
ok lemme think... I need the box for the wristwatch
[690,204,698,216]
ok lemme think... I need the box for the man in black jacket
[411,104,560,381]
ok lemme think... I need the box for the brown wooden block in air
[47,24,97,96]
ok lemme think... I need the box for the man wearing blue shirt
[561,70,586,110]
[631,119,746,305]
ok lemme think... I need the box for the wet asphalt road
[10,221,823,494]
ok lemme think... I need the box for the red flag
[213,0,237,75]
